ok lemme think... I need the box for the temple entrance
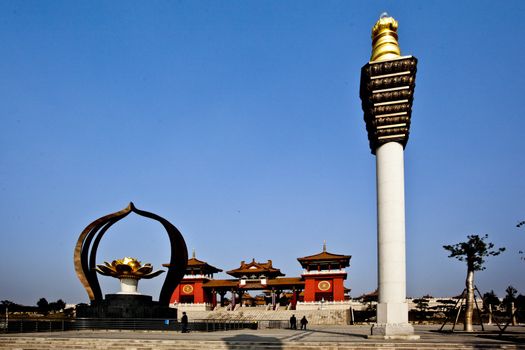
[315,292,333,302]
[179,295,194,304]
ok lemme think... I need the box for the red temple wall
[193,281,204,303]
[332,277,345,301]
[303,275,346,302]
[303,278,316,302]
[171,280,209,304]
[170,285,181,303]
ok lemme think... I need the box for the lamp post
[359,13,418,339]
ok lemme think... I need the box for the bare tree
[443,234,505,331]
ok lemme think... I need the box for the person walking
[290,314,297,329]
[300,316,308,330]
[181,312,189,333]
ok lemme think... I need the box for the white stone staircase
[1,336,523,350]
[181,307,348,325]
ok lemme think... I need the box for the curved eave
[226,269,285,277]
[297,251,351,267]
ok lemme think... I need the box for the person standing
[181,312,189,333]
[289,314,297,329]
[300,316,308,330]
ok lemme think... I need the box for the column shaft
[375,141,409,325]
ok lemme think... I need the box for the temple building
[163,250,222,305]
[298,242,351,303]
[167,244,351,311]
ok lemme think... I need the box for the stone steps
[181,308,348,325]
[1,337,524,350]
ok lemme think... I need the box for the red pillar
[332,277,345,301]
[170,285,181,304]
[290,289,297,310]
[303,279,316,302]
[211,290,217,308]
[231,289,236,309]
[193,281,204,303]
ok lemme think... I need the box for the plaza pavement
[1,324,525,349]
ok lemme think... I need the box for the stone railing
[301,269,346,275]
[296,300,356,310]
[171,303,212,312]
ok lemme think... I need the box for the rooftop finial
[323,240,327,252]
[192,249,196,259]
[370,13,401,61]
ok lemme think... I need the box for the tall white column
[373,141,415,337]
[360,14,419,339]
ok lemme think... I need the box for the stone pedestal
[76,294,177,319]
[118,278,140,294]
[368,323,419,340]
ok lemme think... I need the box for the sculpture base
[368,323,419,340]
[77,294,177,319]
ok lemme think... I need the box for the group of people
[289,314,308,330]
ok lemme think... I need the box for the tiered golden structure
[370,14,401,61]
[360,13,418,154]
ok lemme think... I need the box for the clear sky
[1,1,524,306]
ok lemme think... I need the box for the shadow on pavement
[223,333,282,349]
[477,334,525,344]
[303,327,369,339]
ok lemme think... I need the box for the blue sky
[1,1,524,305]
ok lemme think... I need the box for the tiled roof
[163,253,222,274]
[267,277,304,288]
[227,258,284,277]
[201,277,305,290]
[186,257,222,273]
[297,249,351,268]
[202,279,238,288]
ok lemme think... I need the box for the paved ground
[2,324,524,346]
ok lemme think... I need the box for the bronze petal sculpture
[74,203,188,305]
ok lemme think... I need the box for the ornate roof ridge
[227,258,284,276]
[297,250,351,261]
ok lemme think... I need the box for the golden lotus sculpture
[96,257,164,295]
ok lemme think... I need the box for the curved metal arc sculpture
[74,203,188,306]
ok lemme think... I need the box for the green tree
[443,234,505,331]
[516,294,525,310]
[502,285,517,307]
[48,299,66,313]
[1,300,14,314]
[37,298,49,315]
[413,298,429,312]
[436,299,455,310]
[482,290,500,312]
[55,299,66,311]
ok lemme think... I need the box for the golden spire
[192,248,196,259]
[323,240,326,252]
[370,13,401,62]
